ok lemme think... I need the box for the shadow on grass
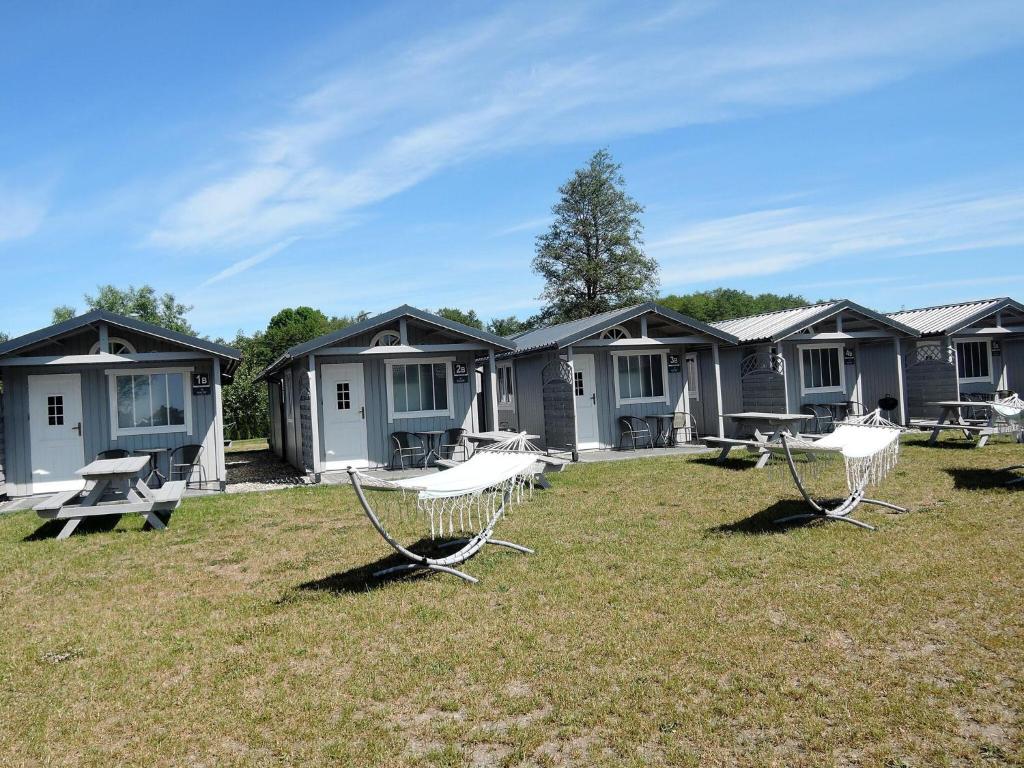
[690,456,758,472]
[945,467,1023,490]
[709,499,836,535]
[24,511,173,541]
[295,537,473,594]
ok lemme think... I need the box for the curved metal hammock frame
[348,438,542,583]
[772,409,908,531]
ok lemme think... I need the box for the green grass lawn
[226,437,270,453]
[1,434,1021,767]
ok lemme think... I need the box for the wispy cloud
[196,237,300,289]
[148,1,1024,250]
[0,183,47,243]
[493,215,552,237]
[650,185,1024,285]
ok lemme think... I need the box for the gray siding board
[1004,340,1024,393]
[511,351,557,445]
[858,341,900,415]
[0,359,222,496]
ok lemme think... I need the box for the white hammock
[991,396,1024,428]
[771,409,907,530]
[348,450,539,583]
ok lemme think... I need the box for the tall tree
[660,288,812,323]
[486,315,539,338]
[52,285,195,334]
[436,307,483,330]
[220,331,270,441]
[532,149,658,322]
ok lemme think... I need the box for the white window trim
[955,337,993,384]
[385,357,456,423]
[106,366,194,439]
[371,329,402,347]
[686,353,700,400]
[611,351,670,406]
[600,325,632,340]
[798,343,847,395]
[497,361,515,406]
[90,337,136,355]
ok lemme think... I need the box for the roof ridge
[887,297,1006,315]
[515,304,643,337]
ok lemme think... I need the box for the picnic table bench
[922,401,1022,447]
[714,412,814,468]
[32,457,186,540]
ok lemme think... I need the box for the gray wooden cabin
[261,306,515,475]
[887,297,1024,421]
[498,303,740,452]
[708,300,921,432]
[0,310,240,497]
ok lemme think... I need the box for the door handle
[359,406,365,419]
[72,422,82,436]
[590,393,596,404]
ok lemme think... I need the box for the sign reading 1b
[192,372,211,396]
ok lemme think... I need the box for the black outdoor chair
[439,428,469,462]
[618,416,653,450]
[97,449,130,460]
[170,444,207,489]
[801,404,835,434]
[390,431,426,470]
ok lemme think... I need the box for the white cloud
[649,186,1024,285]
[196,237,300,288]
[0,186,47,243]
[493,215,553,237]
[148,1,1024,250]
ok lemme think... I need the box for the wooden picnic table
[32,456,186,540]
[929,399,1007,448]
[720,412,813,468]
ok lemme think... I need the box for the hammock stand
[772,409,908,531]
[348,439,542,583]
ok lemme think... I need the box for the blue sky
[2,1,1023,340]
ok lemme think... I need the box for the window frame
[497,362,515,406]
[686,353,700,401]
[385,357,455,422]
[90,337,137,355]
[611,351,670,406]
[106,366,194,439]
[954,338,993,384]
[797,343,846,395]
[371,330,402,347]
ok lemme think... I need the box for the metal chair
[671,412,698,445]
[97,449,130,460]
[390,431,426,470]
[801,404,835,434]
[844,400,864,418]
[439,428,469,462]
[170,444,207,489]
[618,416,653,450]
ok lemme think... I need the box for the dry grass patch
[0,434,1021,767]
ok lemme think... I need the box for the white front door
[28,373,86,493]
[573,354,600,449]
[321,363,369,469]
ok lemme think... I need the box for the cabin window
[799,344,845,394]
[686,354,699,400]
[613,352,668,405]
[956,340,992,383]
[47,395,65,426]
[600,325,631,340]
[89,337,137,355]
[386,359,453,421]
[107,368,191,438]
[574,370,584,396]
[371,330,402,347]
[336,382,351,410]
[497,363,514,405]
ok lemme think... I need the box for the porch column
[853,342,863,413]
[487,349,499,431]
[893,337,907,425]
[947,336,960,400]
[679,345,689,408]
[213,357,226,490]
[307,355,322,477]
[712,343,724,438]
[780,344,791,413]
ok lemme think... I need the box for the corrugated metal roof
[508,302,739,356]
[711,302,842,343]
[712,299,921,343]
[0,309,242,373]
[261,304,516,378]
[887,297,1020,335]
